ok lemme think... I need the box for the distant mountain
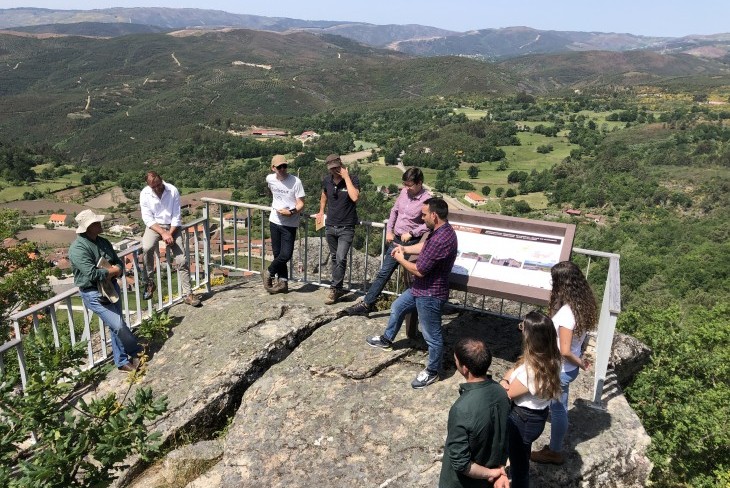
[391,27,667,59]
[498,50,730,92]
[5,21,168,37]
[393,27,730,60]
[2,7,729,60]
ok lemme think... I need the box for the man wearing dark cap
[316,154,360,304]
[68,210,141,372]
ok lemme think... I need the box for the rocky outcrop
[610,332,652,388]
[91,279,651,487]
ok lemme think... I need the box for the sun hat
[75,209,105,234]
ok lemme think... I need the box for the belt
[80,285,97,292]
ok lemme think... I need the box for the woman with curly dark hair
[501,311,562,488]
[531,261,598,465]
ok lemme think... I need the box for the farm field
[453,107,488,120]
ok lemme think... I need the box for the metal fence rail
[1,218,210,388]
[4,200,620,404]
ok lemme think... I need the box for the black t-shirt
[322,174,360,226]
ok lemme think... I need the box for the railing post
[592,255,621,405]
[204,205,212,294]
[303,218,309,282]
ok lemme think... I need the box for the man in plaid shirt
[365,197,458,389]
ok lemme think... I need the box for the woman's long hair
[549,261,598,336]
[517,311,562,400]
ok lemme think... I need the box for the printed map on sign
[450,222,562,290]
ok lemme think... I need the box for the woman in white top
[531,261,598,466]
[264,155,305,294]
[502,311,562,488]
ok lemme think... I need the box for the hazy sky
[3,0,729,38]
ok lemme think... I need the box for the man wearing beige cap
[316,154,360,304]
[68,210,141,372]
[264,154,305,294]
[139,171,201,307]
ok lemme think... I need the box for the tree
[495,187,504,197]
[0,330,168,487]
[504,188,517,198]
[513,200,532,214]
[467,165,480,179]
[0,210,54,325]
[435,168,458,194]
[481,185,491,196]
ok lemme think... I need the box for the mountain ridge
[1,7,729,60]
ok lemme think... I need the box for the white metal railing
[573,248,621,405]
[3,201,620,404]
[1,218,210,388]
[203,197,621,404]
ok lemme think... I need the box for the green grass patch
[354,140,378,150]
[453,108,488,120]
[359,163,402,188]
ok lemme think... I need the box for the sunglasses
[275,164,288,170]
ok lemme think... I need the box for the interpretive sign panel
[448,209,575,306]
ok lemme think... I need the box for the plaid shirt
[413,222,458,300]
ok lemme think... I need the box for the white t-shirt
[552,304,586,373]
[509,363,551,410]
[267,173,305,227]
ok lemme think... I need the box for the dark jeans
[363,238,405,307]
[508,405,549,488]
[325,225,355,290]
[268,222,297,281]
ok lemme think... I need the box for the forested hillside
[0,26,728,486]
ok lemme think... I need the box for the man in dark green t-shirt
[440,337,510,488]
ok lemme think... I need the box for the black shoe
[411,369,439,389]
[365,335,392,350]
[345,301,373,316]
[142,280,156,300]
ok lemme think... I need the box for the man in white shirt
[139,171,201,307]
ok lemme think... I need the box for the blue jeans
[363,239,403,306]
[549,367,580,451]
[79,284,141,368]
[325,225,355,290]
[508,405,549,488]
[269,223,297,281]
[383,288,445,373]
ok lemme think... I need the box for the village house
[48,213,74,227]
[222,213,249,229]
[251,128,288,137]
[464,192,487,207]
[295,130,320,143]
[108,223,140,236]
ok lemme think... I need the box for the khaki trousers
[141,225,192,295]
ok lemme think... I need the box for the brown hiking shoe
[184,294,202,307]
[262,270,274,291]
[531,446,565,465]
[324,288,345,305]
[270,279,288,294]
